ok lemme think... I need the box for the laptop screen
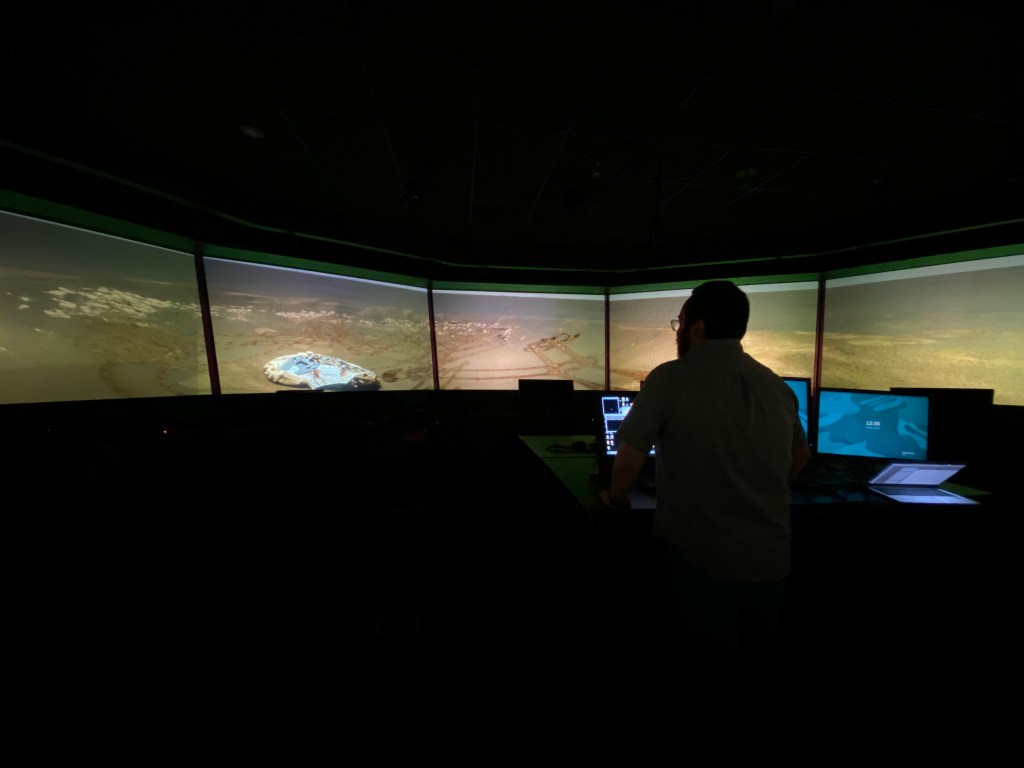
[600,394,655,457]
[867,462,965,486]
[865,461,978,505]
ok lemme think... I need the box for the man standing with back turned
[599,279,810,737]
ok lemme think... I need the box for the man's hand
[599,489,631,509]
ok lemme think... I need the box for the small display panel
[600,394,656,457]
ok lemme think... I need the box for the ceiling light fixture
[240,125,265,139]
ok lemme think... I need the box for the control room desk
[518,434,1011,740]
[518,435,656,522]
[519,434,999,516]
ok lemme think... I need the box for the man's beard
[676,333,691,359]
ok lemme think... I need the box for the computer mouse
[571,440,588,452]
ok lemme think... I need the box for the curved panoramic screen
[203,258,432,393]
[431,290,605,390]
[822,255,1024,405]
[608,281,818,390]
[0,210,210,405]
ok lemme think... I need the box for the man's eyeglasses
[670,317,685,332]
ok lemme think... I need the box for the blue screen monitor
[816,388,929,460]
[782,377,811,441]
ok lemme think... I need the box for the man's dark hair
[686,280,750,340]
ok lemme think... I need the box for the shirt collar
[690,338,744,355]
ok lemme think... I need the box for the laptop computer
[865,461,980,505]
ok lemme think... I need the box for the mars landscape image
[431,290,606,390]
[608,282,819,390]
[821,257,1024,405]
[1,211,209,405]
[203,258,433,394]
[5,209,1021,407]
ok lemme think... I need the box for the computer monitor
[599,393,656,457]
[518,378,576,434]
[782,376,811,441]
[815,387,929,461]
[890,387,993,463]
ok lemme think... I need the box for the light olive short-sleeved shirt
[617,339,806,583]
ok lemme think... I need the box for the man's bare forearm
[606,441,648,506]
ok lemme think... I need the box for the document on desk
[627,487,657,509]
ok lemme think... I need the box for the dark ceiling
[2,0,1022,284]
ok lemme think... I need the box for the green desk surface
[519,435,600,508]
[519,435,658,512]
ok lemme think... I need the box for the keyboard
[871,486,963,503]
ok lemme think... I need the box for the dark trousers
[659,539,796,739]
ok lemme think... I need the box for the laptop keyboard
[878,487,961,503]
